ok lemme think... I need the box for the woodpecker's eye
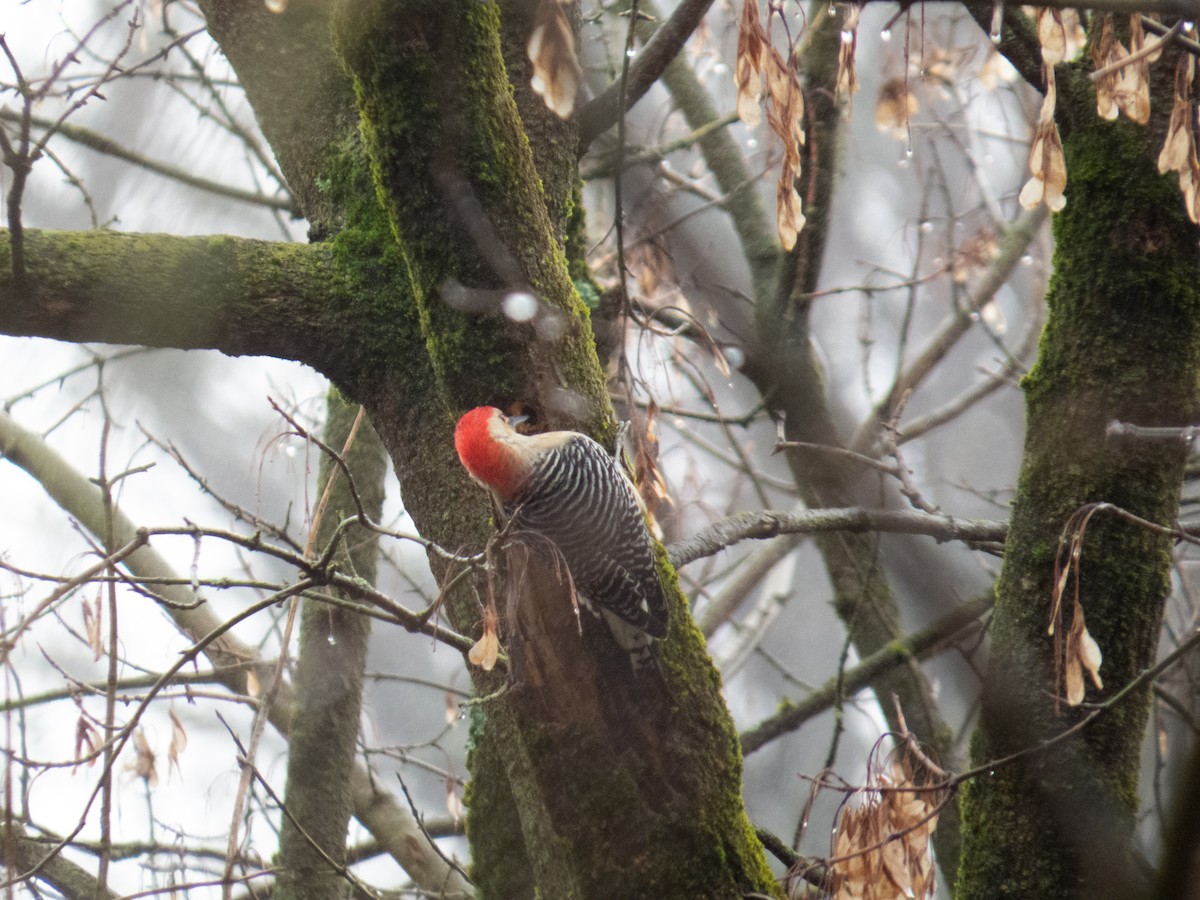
[504,403,537,430]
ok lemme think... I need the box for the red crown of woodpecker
[455,406,524,500]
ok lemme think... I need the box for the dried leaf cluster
[826,756,942,900]
[1018,66,1066,212]
[1018,10,1081,213]
[874,78,917,140]
[1020,12,1200,220]
[131,729,158,787]
[1099,15,1162,125]
[121,714,188,788]
[734,0,806,250]
[168,708,188,779]
[74,710,99,771]
[446,772,464,821]
[528,0,582,119]
[633,401,671,526]
[1158,52,1200,220]
[1035,8,1086,67]
[951,227,999,285]
[83,594,104,660]
[875,43,1017,143]
[74,586,189,784]
[1050,506,1106,710]
[630,239,678,304]
[1093,21,1123,121]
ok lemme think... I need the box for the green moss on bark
[501,548,777,899]
[956,63,1200,900]
[320,135,436,388]
[326,4,777,897]
[465,707,537,900]
[331,0,606,424]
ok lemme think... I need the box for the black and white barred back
[505,434,669,646]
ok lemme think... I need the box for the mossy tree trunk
[956,57,1200,899]
[324,3,777,895]
[0,0,779,894]
[184,0,777,895]
[8,0,1200,896]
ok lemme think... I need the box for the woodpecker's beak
[507,413,530,427]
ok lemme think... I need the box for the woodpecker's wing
[505,434,668,639]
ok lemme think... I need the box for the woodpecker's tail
[599,608,664,676]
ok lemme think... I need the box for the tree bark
[325,2,777,894]
[956,58,1200,899]
[277,394,386,900]
[0,230,337,359]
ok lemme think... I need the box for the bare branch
[0,109,298,214]
[850,206,1048,456]
[576,0,718,150]
[740,595,994,755]
[0,407,473,893]
[669,508,1007,569]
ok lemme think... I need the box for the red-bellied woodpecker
[454,406,668,671]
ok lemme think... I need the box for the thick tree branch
[325,2,778,895]
[576,0,718,151]
[957,43,1200,896]
[278,394,386,898]
[196,0,357,234]
[740,594,993,755]
[1,820,118,899]
[0,229,364,378]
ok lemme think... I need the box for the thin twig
[217,720,385,900]
[0,589,300,891]
[772,436,901,477]
[0,109,298,213]
[396,774,472,886]
[740,595,993,755]
[1090,21,1182,81]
